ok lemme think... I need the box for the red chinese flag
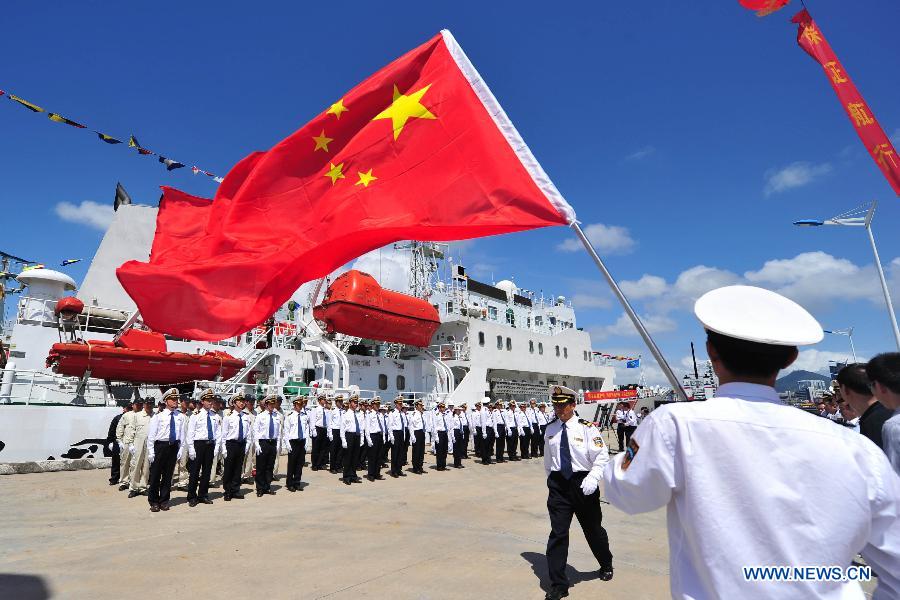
[792,9,900,195]
[738,0,791,17]
[117,31,574,341]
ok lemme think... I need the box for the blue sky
[2,1,899,385]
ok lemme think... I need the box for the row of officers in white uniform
[110,388,557,512]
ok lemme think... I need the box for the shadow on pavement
[521,551,599,593]
[0,574,51,600]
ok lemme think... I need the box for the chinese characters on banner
[792,9,900,195]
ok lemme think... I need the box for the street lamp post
[824,327,858,363]
[794,200,900,351]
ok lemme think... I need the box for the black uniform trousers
[109,440,121,483]
[531,425,542,456]
[411,429,425,471]
[255,439,277,492]
[312,426,328,469]
[495,424,506,461]
[435,430,449,469]
[343,433,361,480]
[390,430,407,475]
[546,471,613,588]
[357,439,368,470]
[381,436,391,465]
[519,428,531,459]
[452,430,464,467]
[148,440,179,506]
[367,433,384,478]
[481,427,495,464]
[329,428,343,472]
[474,426,483,457]
[624,425,637,449]
[187,440,216,501]
[222,440,246,497]
[287,438,307,488]
[616,423,626,451]
[507,430,519,459]
[462,425,470,457]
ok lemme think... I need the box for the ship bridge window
[506,337,512,351]
[535,315,543,327]
[506,308,515,327]
[496,335,503,350]
[550,316,557,326]
[378,374,388,390]
[529,340,534,354]
[396,375,406,390]
[489,306,498,320]
[538,342,544,355]
[478,332,485,346]
[563,347,568,359]
[446,301,453,314]
[555,345,560,357]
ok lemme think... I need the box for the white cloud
[619,274,667,299]
[556,222,636,255]
[624,145,655,161]
[763,161,832,196]
[787,349,863,375]
[352,245,410,292]
[467,262,499,279]
[571,292,612,310]
[596,312,677,339]
[54,200,114,230]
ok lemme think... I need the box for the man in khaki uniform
[173,396,195,489]
[116,398,142,490]
[126,398,155,498]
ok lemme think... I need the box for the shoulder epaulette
[578,418,598,427]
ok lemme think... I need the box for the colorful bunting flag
[159,156,185,171]
[48,113,86,128]
[96,131,122,144]
[128,135,153,155]
[60,259,82,267]
[22,264,46,271]
[9,95,44,112]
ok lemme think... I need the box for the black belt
[196,439,215,444]
[260,438,277,443]
[226,439,246,444]
[155,440,179,446]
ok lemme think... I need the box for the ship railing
[0,368,114,406]
[429,343,467,361]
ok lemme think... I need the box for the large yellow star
[326,98,348,119]
[372,84,436,140]
[324,162,345,185]
[312,130,333,152]
[355,169,377,188]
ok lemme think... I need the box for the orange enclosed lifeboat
[47,327,245,384]
[313,270,440,347]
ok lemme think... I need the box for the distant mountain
[775,370,831,393]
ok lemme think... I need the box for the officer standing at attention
[253,395,282,497]
[515,402,532,460]
[283,396,312,492]
[433,402,453,471]
[146,388,187,513]
[535,404,549,457]
[482,399,498,465]
[613,402,627,452]
[527,399,541,457]
[186,389,221,507]
[388,396,409,477]
[340,394,364,485]
[472,401,483,459]
[451,406,465,468]
[311,393,329,471]
[603,285,900,599]
[220,392,251,501]
[408,400,427,474]
[364,397,387,481]
[459,403,471,458]
[329,395,345,474]
[492,401,507,462]
[543,385,613,599]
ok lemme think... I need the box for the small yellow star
[372,84,436,140]
[324,162,345,185]
[326,98,349,119]
[355,169,377,187]
[312,130,333,152]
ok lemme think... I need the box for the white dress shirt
[459,412,469,429]
[501,409,516,434]
[330,407,343,430]
[603,382,900,600]
[312,404,329,428]
[883,411,900,477]
[624,409,638,427]
[282,409,313,444]
[514,409,530,432]
[526,407,539,425]
[536,410,549,426]
[340,409,365,447]
[145,408,187,460]
[543,412,608,481]
[471,409,483,428]
[614,409,626,425]
[388,410,409,433]
[408,410,425,439]
[433,411,454,450]
[186,408,222,448]
[364,410,388,445]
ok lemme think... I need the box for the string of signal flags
[0,89,223,184]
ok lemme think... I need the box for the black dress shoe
[128,491,140,498]
[399,472,407,476]
[342,478,352,485]
[159,503,170,511]
[233,494,244,500]
[189,499,198,507]
[598,565,614,581]
[150,504,160,513]
[201,498,213,504]
[365,475,375,482]
[265,490,276,495]
[257,492,264,497]
[224,495,232,501]
[545,586,569,600]
[108,481,118,486]
[375,475,385,480]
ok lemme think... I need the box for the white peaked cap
[694,285,823,346]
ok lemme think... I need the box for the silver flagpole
[570,223,687,402]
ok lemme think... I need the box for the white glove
[328,433,333,441]
[189,449,197,461]
[148,452,155,464]
[255,443,262,455]
[177,447,183,461]
[342,441,348,449]
[221,447,228,459]
[129,444,136,455]
[580,475,599,496]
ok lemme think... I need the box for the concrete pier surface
[0,452,671,599]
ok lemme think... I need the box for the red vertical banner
[792,9,900,196]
